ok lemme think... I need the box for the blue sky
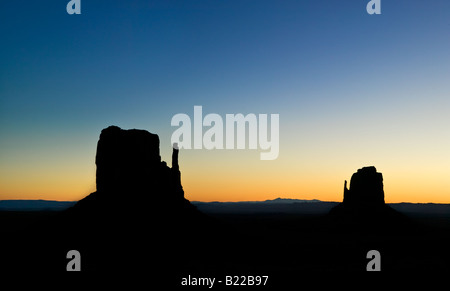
[1,1,450,202]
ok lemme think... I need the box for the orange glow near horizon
[1,144,450,204]
[1,166,449,203]
[1,126,449,204]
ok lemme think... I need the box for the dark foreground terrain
[1,129,448,285]
[1,201,449,286]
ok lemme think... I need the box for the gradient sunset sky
[1,0,450,203]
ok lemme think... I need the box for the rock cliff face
[68,125,198,222]
[329,166,405,226]
[343,166,385,207]
[95,126,161,194]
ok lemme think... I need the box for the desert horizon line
[1,197,449,205]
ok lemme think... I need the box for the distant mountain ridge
[0,198,323,211]
[0,200,76,211]
[192,198,450,216]
[1,198,449,217]
[193,198,324,204]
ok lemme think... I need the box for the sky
[1,0,450,203]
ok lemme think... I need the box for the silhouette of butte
[68,125,199,222]
[343,166,385,207]
[329,166,405,225]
